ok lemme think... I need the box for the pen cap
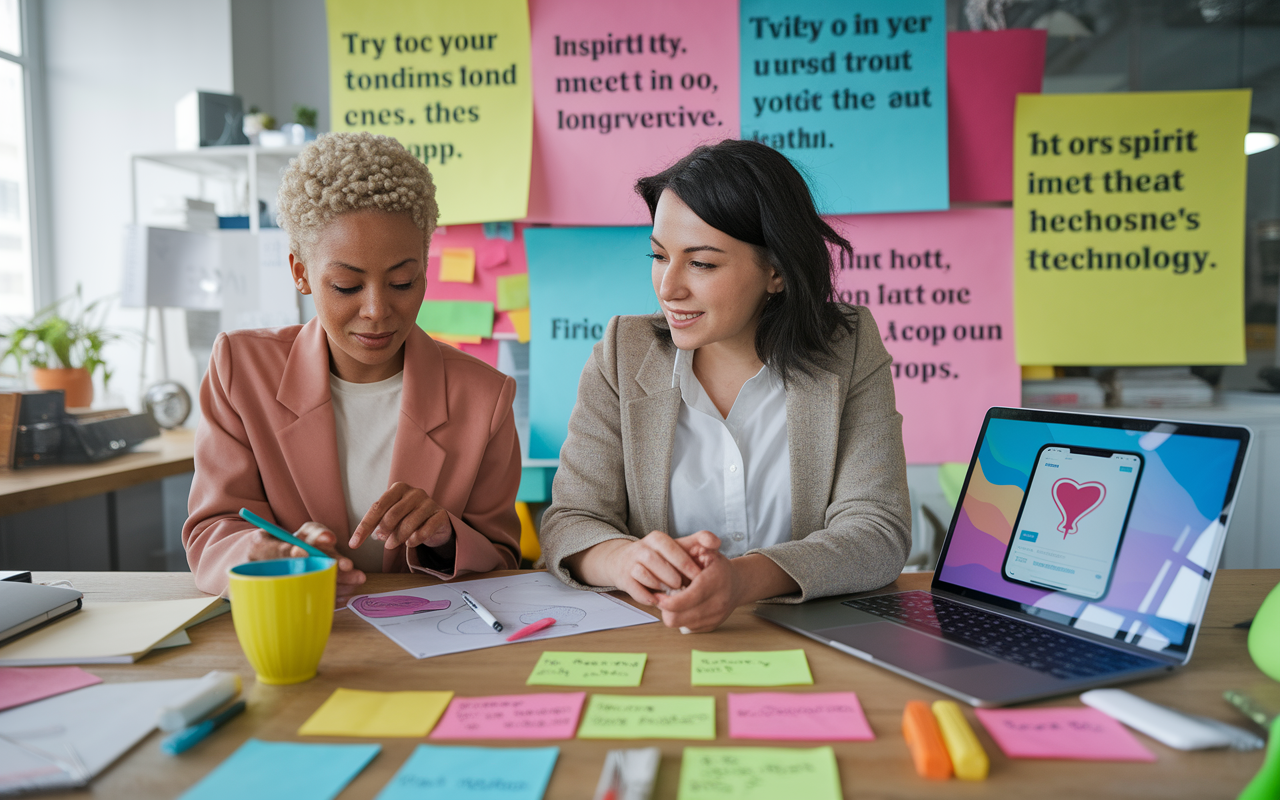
[158,671,241,732]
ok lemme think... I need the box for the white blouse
[329,371,403,573]
[666,348,792,558]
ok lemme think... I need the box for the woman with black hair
[539,139,912,632]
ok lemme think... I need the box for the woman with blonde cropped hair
[183,132,522,601]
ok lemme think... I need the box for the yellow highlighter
[931,700,989,781]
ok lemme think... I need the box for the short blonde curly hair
[277,131,438,258]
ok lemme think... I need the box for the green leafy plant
[0,285,120,387]
[293,104,318,129]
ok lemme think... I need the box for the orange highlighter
[903,700,953,780]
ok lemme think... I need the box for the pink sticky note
[477,241,509,270]
[728,692,874,741]
[0,666,102,712]
[458,339,500,368]
[525,0,739,225]
[948,30,1047,203]
[828,209,1020,464]
[429,692,586,740]
[975,707,1157,762]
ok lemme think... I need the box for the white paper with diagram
[346,572,657,659]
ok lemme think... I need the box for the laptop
[755,407,1252,706]
[0,581,83,647]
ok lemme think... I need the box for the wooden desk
[29,569,1277,800]
[0,428,194,516]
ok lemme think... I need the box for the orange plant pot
[31,367,94,408]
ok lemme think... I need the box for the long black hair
[635,139,854,383]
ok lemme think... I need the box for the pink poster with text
[525,0,740,225]
[830,208,1019,463]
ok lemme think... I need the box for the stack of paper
[0,596,222,666]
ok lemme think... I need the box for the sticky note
[328,0,532,225]
[507,308,531,343]
[526,652,647,687]
[677,746,842,800]
[178,739,380,800]
[417,300,494,339]
[1013,90,1249,365]
[482,221,515,241]
[577,695,715,740]
[425,333,484,345]
[440,248,476,283]
[974,707,1157,761]
[376,744,558,800]
[727,692,874,741]
[496,273,529,312]
[0,666,101,712]
[299,688,453,738]
[477,240,510,269]
[827,209,1019,463]
[691,650,813,686]
[429,692,586,740]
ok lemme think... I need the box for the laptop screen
[933,407,1249,660]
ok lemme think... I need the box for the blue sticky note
[376,745,559,800]
[739,0,949,213]
[525,227,658,459]
[483,221,515,240]
[179,739,380,800]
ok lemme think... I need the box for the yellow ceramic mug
[228,557,336,685]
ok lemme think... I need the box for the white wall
[231,0,329,131]
[43,0,233,410]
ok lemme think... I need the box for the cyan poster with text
[739,0,948,214]
[525,227,658,458]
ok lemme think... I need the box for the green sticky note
[677,747,842,800]
[496,273,529,311]
[526,652,647,687]
[690,650,813,687]
[416,300,494,338]
[577,695,715,740]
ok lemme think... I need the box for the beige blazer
[540,306,911,603]
[183,318,522,596]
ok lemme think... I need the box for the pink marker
[506,617,555,642]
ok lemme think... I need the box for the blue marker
[239,508,328,559]
[161,700,246,755]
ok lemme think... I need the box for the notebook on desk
[756,407,1251,706]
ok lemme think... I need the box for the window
[0,0,33,317]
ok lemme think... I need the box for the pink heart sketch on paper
[1052,478,1106,539]
[351,595,451,618]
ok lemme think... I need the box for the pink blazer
[183,318,522,595]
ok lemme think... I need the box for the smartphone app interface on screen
[1003,446,1144,600]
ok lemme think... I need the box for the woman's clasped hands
[595,530,746,633]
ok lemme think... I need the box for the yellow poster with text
[327,0,532,225]
[1013,90,1248,365]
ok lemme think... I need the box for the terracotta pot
[31,367,94,408]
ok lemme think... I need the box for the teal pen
[161,700,246,755]
[239,508,329,559]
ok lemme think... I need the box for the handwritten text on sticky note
[691,649,813,686]
[677,746,842,800]
[526,652,647,687]
[975,707,1156,761]
[375,744,558,800]
[577,695,715,740]
[727,692,874,741]
[429,692,585,740]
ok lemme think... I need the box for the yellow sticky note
[440,248,476,283]
[299,688,453,737]
[327,0,532,225]
[496,273,529,312]
[507,308,531,343]
[425,332,483,345]
[1013,90,1249,364]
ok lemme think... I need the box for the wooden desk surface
[0,428,194,515]
[28,569,1278,800]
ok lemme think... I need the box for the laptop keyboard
[842,591,1162,681]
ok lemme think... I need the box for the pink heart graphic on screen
[1052,478,1106,539]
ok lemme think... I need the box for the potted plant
[0,286,119,408]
